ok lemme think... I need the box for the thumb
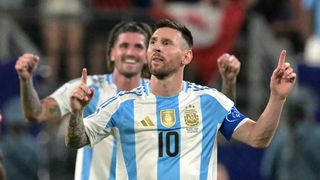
[88,88,95,100]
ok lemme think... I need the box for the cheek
[110,49,117,62]
[139,52,147,63]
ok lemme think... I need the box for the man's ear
[182,50,193,65]
[110,48,115,62]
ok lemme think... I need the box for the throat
[114,73,141,91]
[150,76,183,97]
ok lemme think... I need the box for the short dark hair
[155,19,193,48]
[106,22,153,74]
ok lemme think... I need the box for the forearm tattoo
[22,82,42,115]
[66,112,89,148]
[222,82,236,103]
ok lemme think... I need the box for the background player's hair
[105,22,153,78]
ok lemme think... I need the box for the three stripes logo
[140,116,155,127]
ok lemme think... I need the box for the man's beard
[149,64,177,80]
[120,70,140,78]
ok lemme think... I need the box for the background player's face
[147,27,187,79]
[111,32,147,78]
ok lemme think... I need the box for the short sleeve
[49,79,80,115]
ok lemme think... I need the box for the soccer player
[15,21,240,180]
[65,19,296,180]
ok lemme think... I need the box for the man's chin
[121,71,140,78]
[150,71,168,80]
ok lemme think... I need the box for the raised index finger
[81,68,87,84]
[277,50,286,68]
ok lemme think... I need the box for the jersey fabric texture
[50,73,148,180]
[84,81,247,180]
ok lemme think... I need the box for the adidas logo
[140,116,155,127]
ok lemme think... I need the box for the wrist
[19,76,32,83]
[270,93,287,102]
[222,77,236,87]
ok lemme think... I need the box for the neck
[150,71,184,97]
[113,71,141,91]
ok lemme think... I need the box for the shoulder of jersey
[117,85,146,97]
[89,74,109,84]
[186,81,211,91]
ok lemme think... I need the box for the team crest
[184,105,200,127]
[160,110,176,128]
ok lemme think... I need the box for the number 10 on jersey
[158,131,179,157]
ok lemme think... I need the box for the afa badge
[160,110,176,128]
[184,105,200,127]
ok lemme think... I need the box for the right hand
[217,53,241,82]
[15,53,40,81]
[70,68,94,113]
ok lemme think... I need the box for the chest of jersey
[109,92,228,179]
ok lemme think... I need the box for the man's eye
[163,41,170,45]
[120,44,128,48]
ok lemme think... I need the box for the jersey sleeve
[219,106,247,140]
[49,78,81,116]
[84,96,120,146]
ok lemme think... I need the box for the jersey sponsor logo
[139,116,155,127]
[184,105,200,127]
[161,110,176,128]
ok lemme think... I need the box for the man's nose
[126,47,136,56]
[151,44,161,53]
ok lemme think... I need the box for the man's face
[147,27,187,79]
[111,32,147,78]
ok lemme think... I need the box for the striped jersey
[84,81,247,180]
[50,73,148,180]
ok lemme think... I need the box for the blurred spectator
[261,86,320,180]
[150,0,255,85]
[39,0,88,90]
[302,0,320,66]
[39,120,77,180]
[0,96,47,180]
[254,0,307,55]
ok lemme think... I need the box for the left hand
[70,68,94,113]
[217,53,241,82]
[270,50,296,100]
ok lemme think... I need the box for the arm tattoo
[21,80,42,121]
[21,80,62,122]
[222,80,236,103]
[65,112,90,148]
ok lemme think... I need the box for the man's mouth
[124,58,137,64]
[151,53,164,61]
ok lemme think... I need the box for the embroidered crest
[160,110,176,128]
[184,105,200,127]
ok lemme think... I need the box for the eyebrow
[150,36,157,41]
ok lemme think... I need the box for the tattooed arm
[217,53,240,103]
[65,111,90,148]
[15,54,61,123]
[65,68,93,148]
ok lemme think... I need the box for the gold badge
[160,110,176,128]
[184,105,200,127]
